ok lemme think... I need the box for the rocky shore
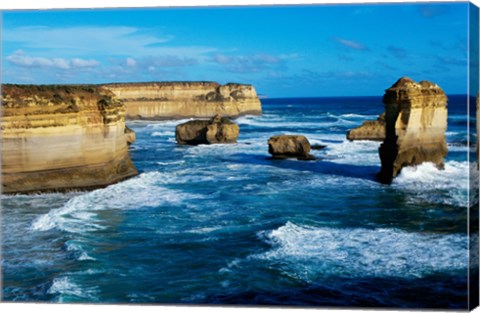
[1,81,262,194]
[1,77,452,193]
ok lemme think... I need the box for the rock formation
[102,82,262,120]
[268,135,316,160]
[125,126,136,145]
[347,113,386,141]
[175,115,239,145]
[377,77,448,184]
[1,85,138,194]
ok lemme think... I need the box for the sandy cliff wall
[1,85,138,193]
[102,82,262,119]
[377,77,448,184]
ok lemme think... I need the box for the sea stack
[175,115,239,145]
[377,77,448,184]
[347,113,386,141]
[102,82,262,120]
[1,85,138,194]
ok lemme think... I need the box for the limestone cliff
[377,77,448,184]
[102,82,262,119]
[1,85,138,194]
[347,113,386,141]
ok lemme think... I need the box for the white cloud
[6,50,100,70]
[211,53,292,74]
[334,38,369,51]
[126,57,137,67]
[71,58,100,68]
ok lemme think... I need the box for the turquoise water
[1,96,474,308]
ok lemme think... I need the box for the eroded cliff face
[102,82,262,119]
[1,85,138,193]
[377,77,448,184]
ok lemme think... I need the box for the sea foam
[253,222,467,282]
[48,277,98,301]
[393,161,469,207]
[31,171,205,234]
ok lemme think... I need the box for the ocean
[1,96,475,308]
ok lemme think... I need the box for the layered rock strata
[102,82,262,120]
[268,135,316,160]
[347,113,386,141]
[1,85,138,194]
[377,77,448,184]
[175,115,239,145]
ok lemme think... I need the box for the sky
[1,2,474,97]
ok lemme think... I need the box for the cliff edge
[377,77,448,184]
[1,85,138,194]
[102,82,262,120]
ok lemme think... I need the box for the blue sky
[1,3,472,97]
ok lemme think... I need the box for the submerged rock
[268,135,316,160]
[175,114,239,145]
[347,113,386,141]
[377,77,448,184]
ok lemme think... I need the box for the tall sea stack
[377,77,448,184]
[1,85,138,194]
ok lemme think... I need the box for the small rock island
[175,115,240,145]
[347,113,386,141]
[268,135,316,160]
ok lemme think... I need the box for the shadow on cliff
[228,153,380,182]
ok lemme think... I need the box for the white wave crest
[146,118,192,128]
[236,115,356,129]
[253,222,467,282]
[393,161,469,207]
[31,171,205,233]
[151,130,175,137]
[339,113,378,119]
[65,240,95,261]
[48,277,98,301]
[323,140,381,165]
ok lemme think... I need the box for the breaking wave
[253,222,467,282]
[31,171,205,233]
[393,161,469,207]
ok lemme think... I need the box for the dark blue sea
[1,96,476,309]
